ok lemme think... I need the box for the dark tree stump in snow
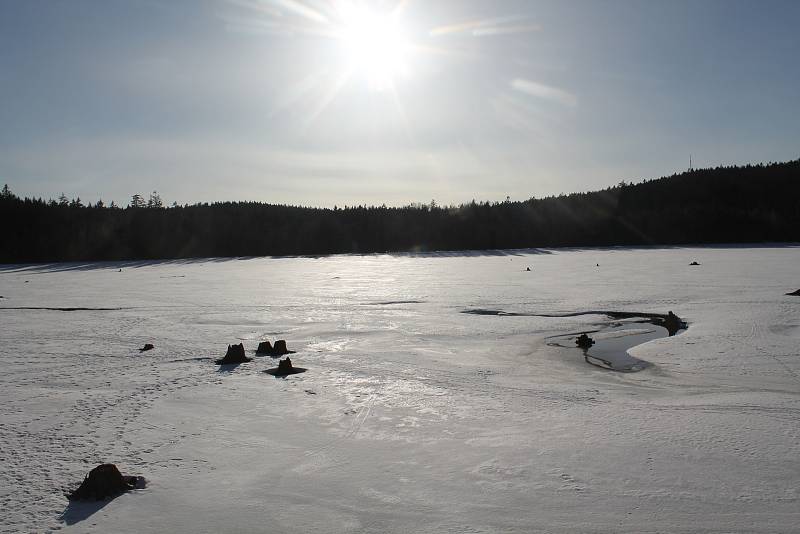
[68,464,141,501]
[256,340,294,356]
[576,333,595,349]
[662,311,684,335]
[215,343,251,365]
[273,339,290,355]
[278,357,293,373]
[265,357,306,376]
[139,343,154,352]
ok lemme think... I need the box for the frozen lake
[1,246,799,533]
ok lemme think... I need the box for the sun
[335,6,410,90]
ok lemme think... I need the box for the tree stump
[663,311,684,335]
[215,343,251,365]
[576,333,595,349]
[256,341,273,355]
[277,357,293,373]
[68,464,140,501]
[265,357,306,376]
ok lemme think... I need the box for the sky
[1,0,798,207]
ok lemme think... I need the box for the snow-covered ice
[1,246,799,533]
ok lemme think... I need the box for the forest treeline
[2,159,799,263]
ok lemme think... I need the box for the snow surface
[1,246,799,533]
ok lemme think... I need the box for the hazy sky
[1,0,798,207]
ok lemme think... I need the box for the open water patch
[547,323,670,372]
[463,308,687,372]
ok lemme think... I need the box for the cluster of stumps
[216,340,305,377]
[139,339,304,375]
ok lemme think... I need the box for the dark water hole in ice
[463,308,686,372]
[547,322,672,372]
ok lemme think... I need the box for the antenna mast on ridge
[689,154,693,172]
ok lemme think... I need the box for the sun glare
[228,1,546,122]
[336,7,409,90]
